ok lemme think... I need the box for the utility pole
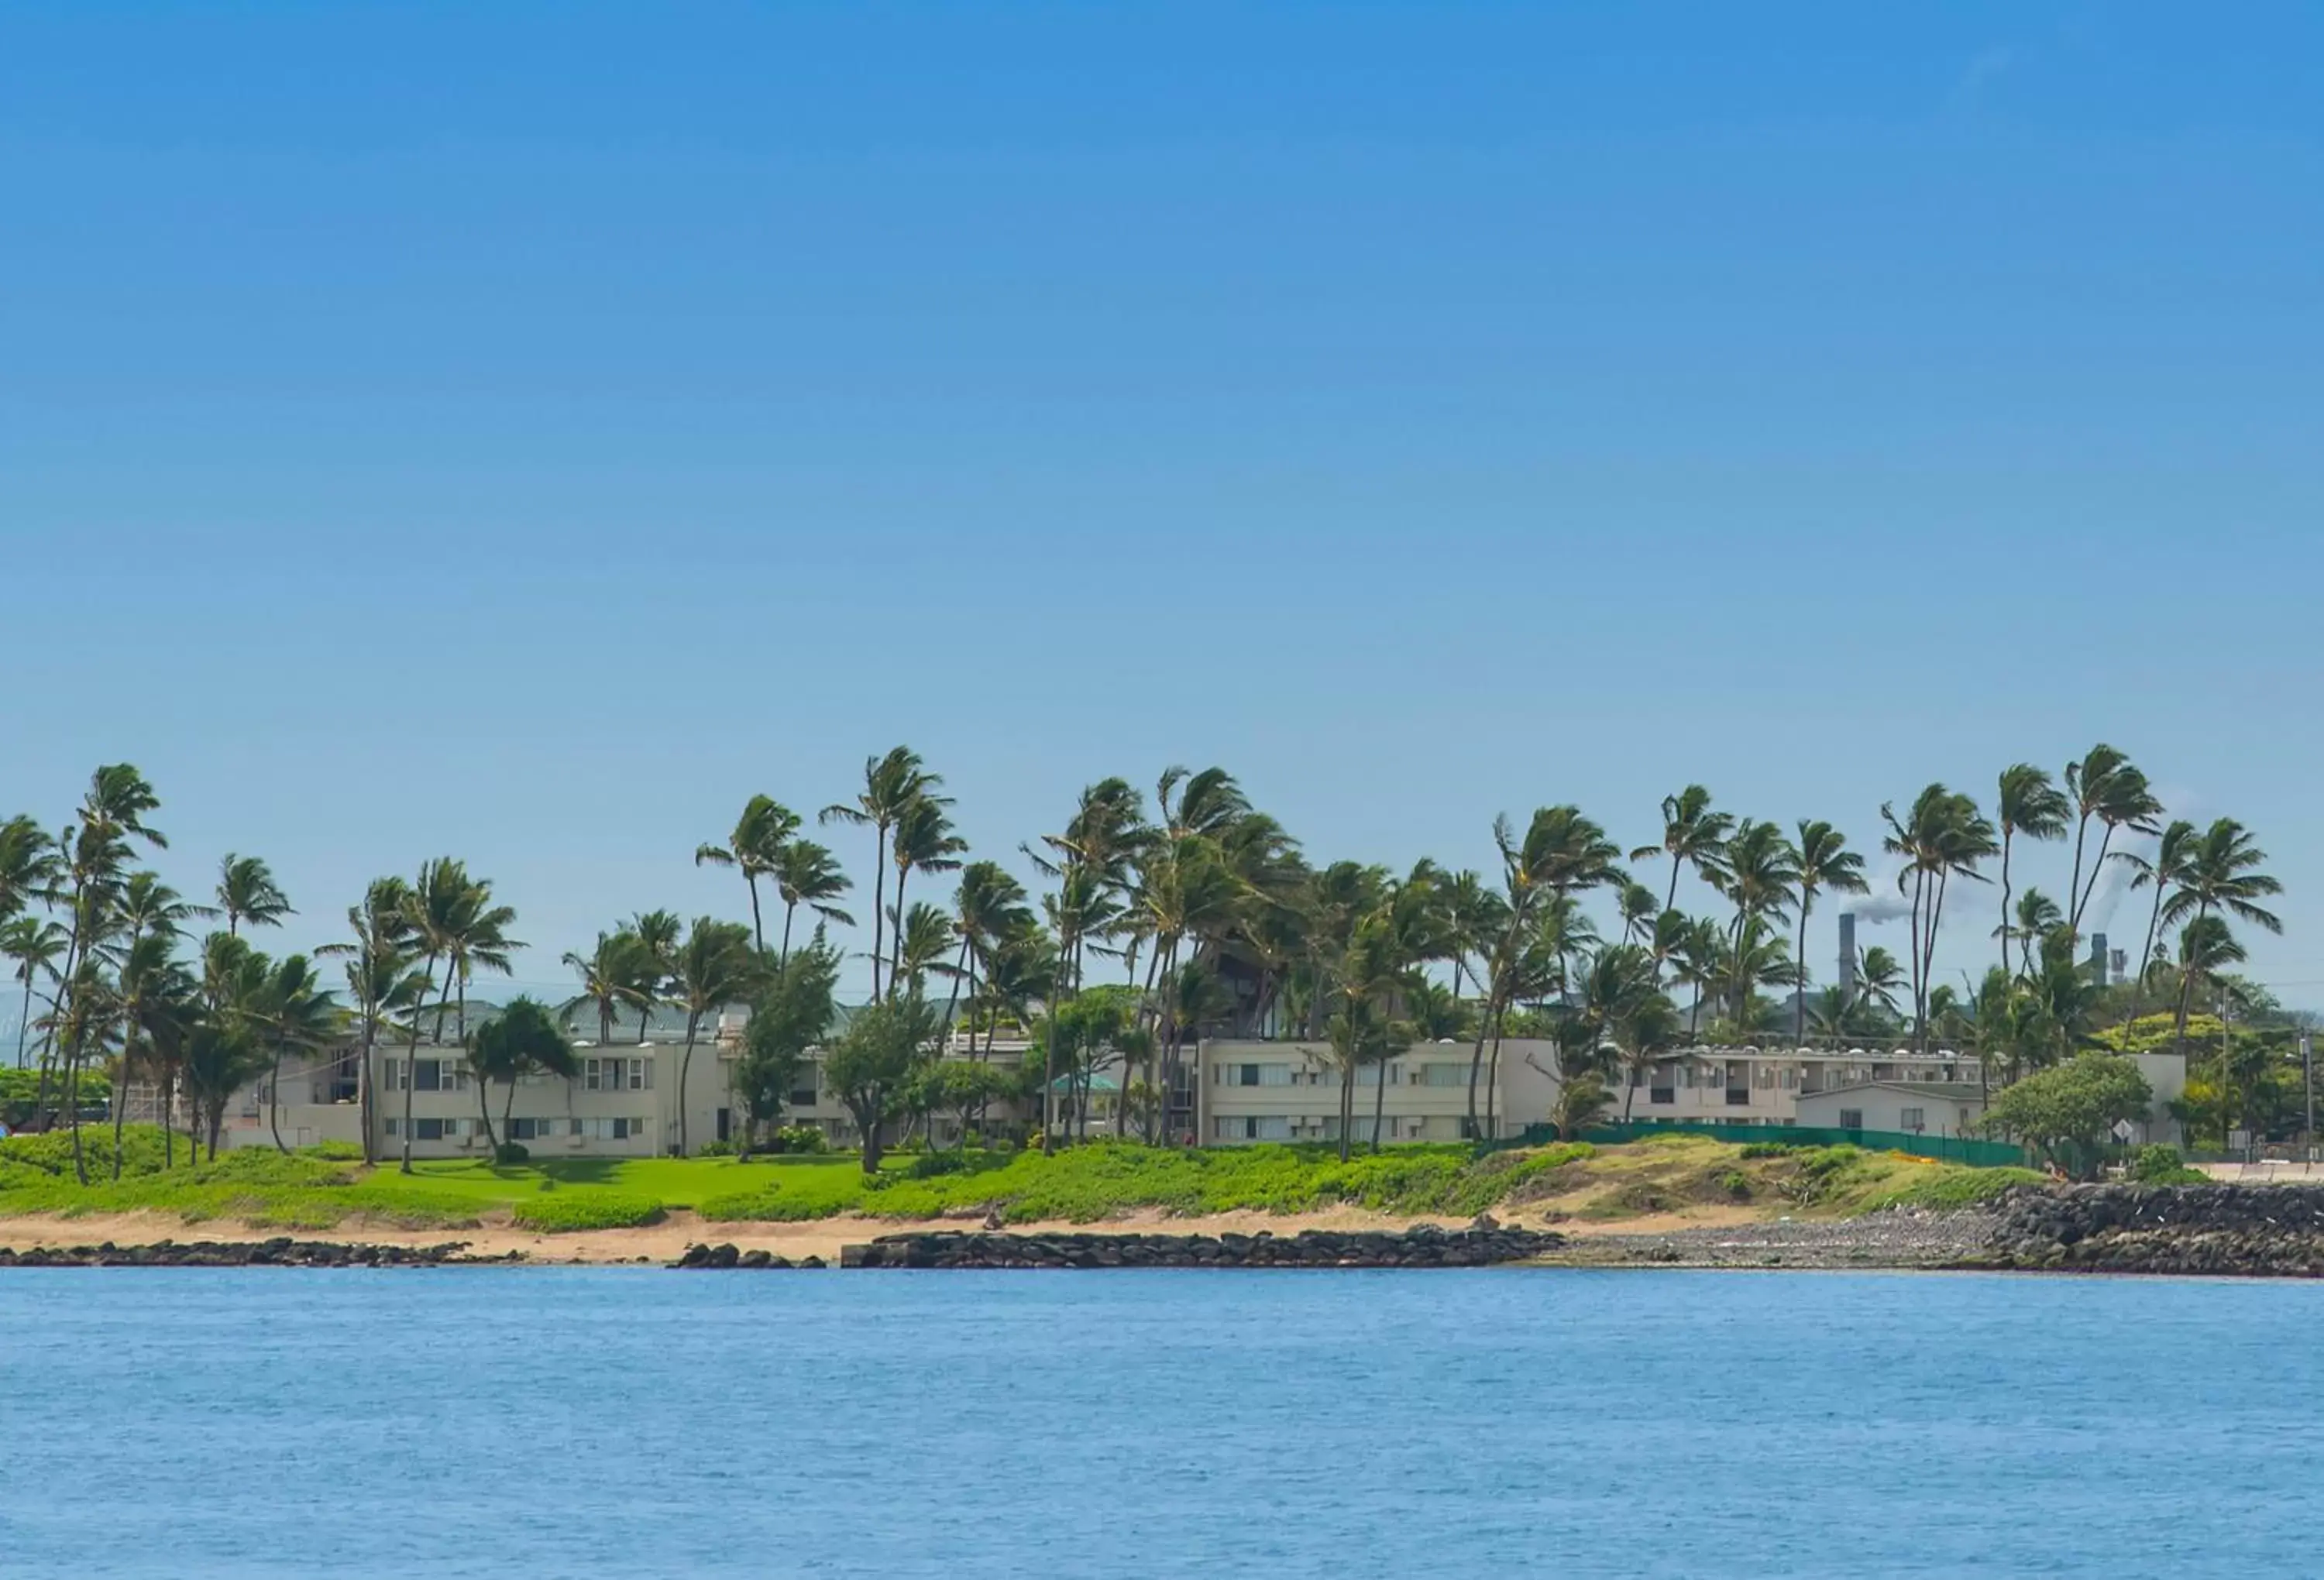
[2302,1032,2315,1166]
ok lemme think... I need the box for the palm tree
[1855,946,1908,1025]
[2,915,67,1070]
[695,795,800,953]
[468,996,579,1154]
[320,877,425,1166]
[821,747,944,1005]
[2116,819,2197,989]
[1790,819,1867,1044]
[885,795,968,998]
[887,901,957,1000]
[394,858,473,1173]
[2170,914,2247,1089]
[0,813,59,924]
[267,954,340,1152]
[668,918,761,1155]
[2063,745,2163,938]
[1880,785,1997,1049]
[54,766,166,1176]
[1713,819,1799,1022]
[1668,915,1725,1039]
[1615,881,1659,946]
[2158,818,2284,941]
[1994,765,2070,977]
[1994,888,2065,975]
[215,853,294,936]
[625,909,682,1041]
[945,860,1031,1041]
[1631,785,1734,913]
[772,839,855,966]
[559,930,649,1048]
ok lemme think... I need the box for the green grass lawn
[0,1125,2036,1234]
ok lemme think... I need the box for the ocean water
[1,1268,2314,1578]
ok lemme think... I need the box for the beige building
[1196,1039,1562,1144]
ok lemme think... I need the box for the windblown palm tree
[669,917,761,1154]
[1994,765,2071,977]
[2170,914,2247,1083]
[885,796,968,998]
[1855,945,1906,1025]
[2158,818,2284,941]
[695,795,801,953]
[772,839,854,966]
[2,915,67,1070]
[215,854,294,936]
[821,747,944,1005]
[1631,785,1734,913]
[1790,820,1868,1044]
[1880,785,1997,1049]
[2062,744,2163,938]
[2116,819,2197,991]
[560,929,651,1049]
[320,877,425,1165]
[624,909,682,1040]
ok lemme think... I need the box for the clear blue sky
[4,2,2319,1009]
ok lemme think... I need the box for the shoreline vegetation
[0,743,2298,1196]
[0,1125,2040,1264]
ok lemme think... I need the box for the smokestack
[1838,913,1858,1000]
[2090,932,2109,988]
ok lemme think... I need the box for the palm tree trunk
[1794,898,1811,1046]
[502,1078,517,1151]
[868,827,889,1004]
[1998,830,2016,979]
[358,1017,378,1166]
[779,902,796,968]
[940,937,970,1045]
[13,976,30,1070]
[401,953,445,1175]
[269,1046,287,1154]
[677,1015,700,1156]
[2074,824,2116,936]
[112,1037,130,1180]
[1484,1008,1504,1139]
[476,1072,500,1153]
[2067,812,2092,939]
[1339,1060,1354,1163]
[1370,1046,1389,1152]
[747,875,765,955]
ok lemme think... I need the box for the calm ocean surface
[2,1267,2315,1577]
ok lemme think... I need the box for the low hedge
[508,1193,667,1232]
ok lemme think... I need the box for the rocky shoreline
[827,1222,1563,1269]
[1965,1183,2324,1276]
[0,1237,522,1268]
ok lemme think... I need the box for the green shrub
[770,1125,829,1155]
[2127,1144,2207,1184]
[1740,1141,1813,1159]
[509,1194,666,1232]
[492,1142,531,1165]
[304,1140,366,1161]
[1870,1166,2047,1211]
[694,1140,737,1157]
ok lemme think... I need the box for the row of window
[380,1058,652,1093]
[383,1117,649,1141]
[1219,1062,1476,1089]
[1212,1115,1451,1142]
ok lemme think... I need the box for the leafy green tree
[823,994,937,1173]
[695,795,801,953]
[731,933,839,1158]
[669,917,761,1155]
[1983,1052,2154,1177]
[466,996,578,1155]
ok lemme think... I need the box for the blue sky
[4,2,2319,1009]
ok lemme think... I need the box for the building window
[1839,1109,1864,1130]
[1422,1063,1466,1088]
[577,1117,643,1141]
[1899,1107,1925,1132]
[1649,1086,1674,1105]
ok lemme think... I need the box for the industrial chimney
[1838,912,1858,1001]
[2089,932,2109,988]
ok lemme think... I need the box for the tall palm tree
[215,853,294,936]
[1880,785,1997,1049]
[2062,744,2163,938]
[1993,888,2064,976]
[669,917,760,1155]
[694,795,801,953]
[394,857,474,1173]
[0,813,59,922]
[2116,819,2197,989]
[887,901,957,1000]
[2,915,67,1070]
[559,929,648,1048]
[2158,818,2284,942]
[821,747,944,1005]
[1631,785,1734,914]
[885,795,968,998]
[53,766,166,1176]
[1855,945,1907,1025]
[320,877,424,1166]
[1790,819,1868,1044]
[772,839,854,966]
[945,860,1030,1042]
[2170,914,2247,1081]
[625,909,682,1041]
[1994,765,2071,977]
[253,953,339,1155]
